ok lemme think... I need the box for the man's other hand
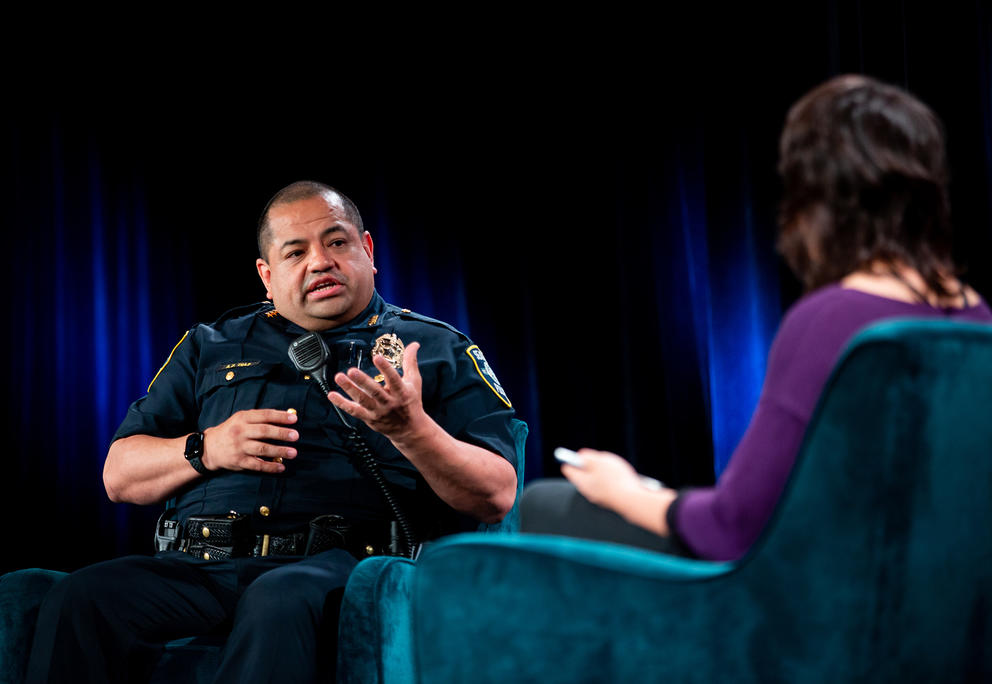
[202,409,299,474]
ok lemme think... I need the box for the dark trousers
[520,479,695,557]
[25,548,358,684]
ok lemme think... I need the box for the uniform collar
[345,290,388,331]
[260,290,388,336]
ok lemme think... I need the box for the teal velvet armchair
[397,320,992,682]
[335,416,527,683]
[0,418,527,684]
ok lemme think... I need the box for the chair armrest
[411,534,736,684]
[337,556,417,684]
[1,569,68,684]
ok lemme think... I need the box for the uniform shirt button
[225,371,235,381]
[259,506,271,517]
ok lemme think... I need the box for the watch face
[184,432,210,476]
[185,432,204,458]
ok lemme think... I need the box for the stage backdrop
[2,2,990,573]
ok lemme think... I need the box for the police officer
[26,181,518,683]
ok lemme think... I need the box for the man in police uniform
[25,181,518,683]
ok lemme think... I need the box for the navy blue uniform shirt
[113,291,516,539]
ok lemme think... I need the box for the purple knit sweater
[672,284,992,561]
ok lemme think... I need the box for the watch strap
[184,432,211,476]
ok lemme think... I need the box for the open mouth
[306,277,343,297]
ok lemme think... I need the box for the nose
[308,244,334,272]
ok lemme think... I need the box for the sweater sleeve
[669,397,807,560]
[669,289,852,560]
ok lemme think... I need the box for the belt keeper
[261,534,270,557]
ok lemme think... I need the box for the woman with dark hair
[520,75,992,561]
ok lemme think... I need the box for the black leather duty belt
[161,513,393,561]
[185,530,310,561]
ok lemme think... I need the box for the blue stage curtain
[3,120,193,571]
[3,1,990,573]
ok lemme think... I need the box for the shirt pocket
[196,361,282,429]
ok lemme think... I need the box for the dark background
[3,3,990,573]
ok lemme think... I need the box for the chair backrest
[475,417,528,533]
[732,319,992,680]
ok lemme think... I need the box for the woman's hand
[562,448,676,537]
[561,449,645,508]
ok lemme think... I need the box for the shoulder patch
[465,345,511,408]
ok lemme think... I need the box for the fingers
[576,448,609,459]
[243,440,294,461]
[373,354,402,388]
[235,413,299,460]
[401,341,421,384]
[561,464,596,498]
[327,390,375,423]
[228,435,296,473]
[326,344,424,438]
[374,341,421,390]
[576,449,625,467]
[244,422,300,446]
[333,341,421,397]
[207,409,301,474]
[239,449,288,474]
[335,367,389,406]
[241,408,299,425]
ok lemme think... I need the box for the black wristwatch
[184,432,211,476]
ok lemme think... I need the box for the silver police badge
[372,333,405,370]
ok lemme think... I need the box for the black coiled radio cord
[288,332,417,559]
[341,427,416,558]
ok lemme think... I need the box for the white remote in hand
[554,447,665,491]
[554,447,585,468]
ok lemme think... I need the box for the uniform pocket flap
[199,361,276,394]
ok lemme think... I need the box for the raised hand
[328,341,428,440]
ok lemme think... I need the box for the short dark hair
[777,75,955,295]
[257,181,365,259]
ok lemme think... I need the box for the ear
[256,258,273,299]
[363,231,377,274]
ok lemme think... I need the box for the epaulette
[386,306,470,340]
[208,301,274,327]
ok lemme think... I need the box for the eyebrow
[279,225,349,252]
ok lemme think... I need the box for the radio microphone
[288,332,354,427]
[288,332,333,394]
